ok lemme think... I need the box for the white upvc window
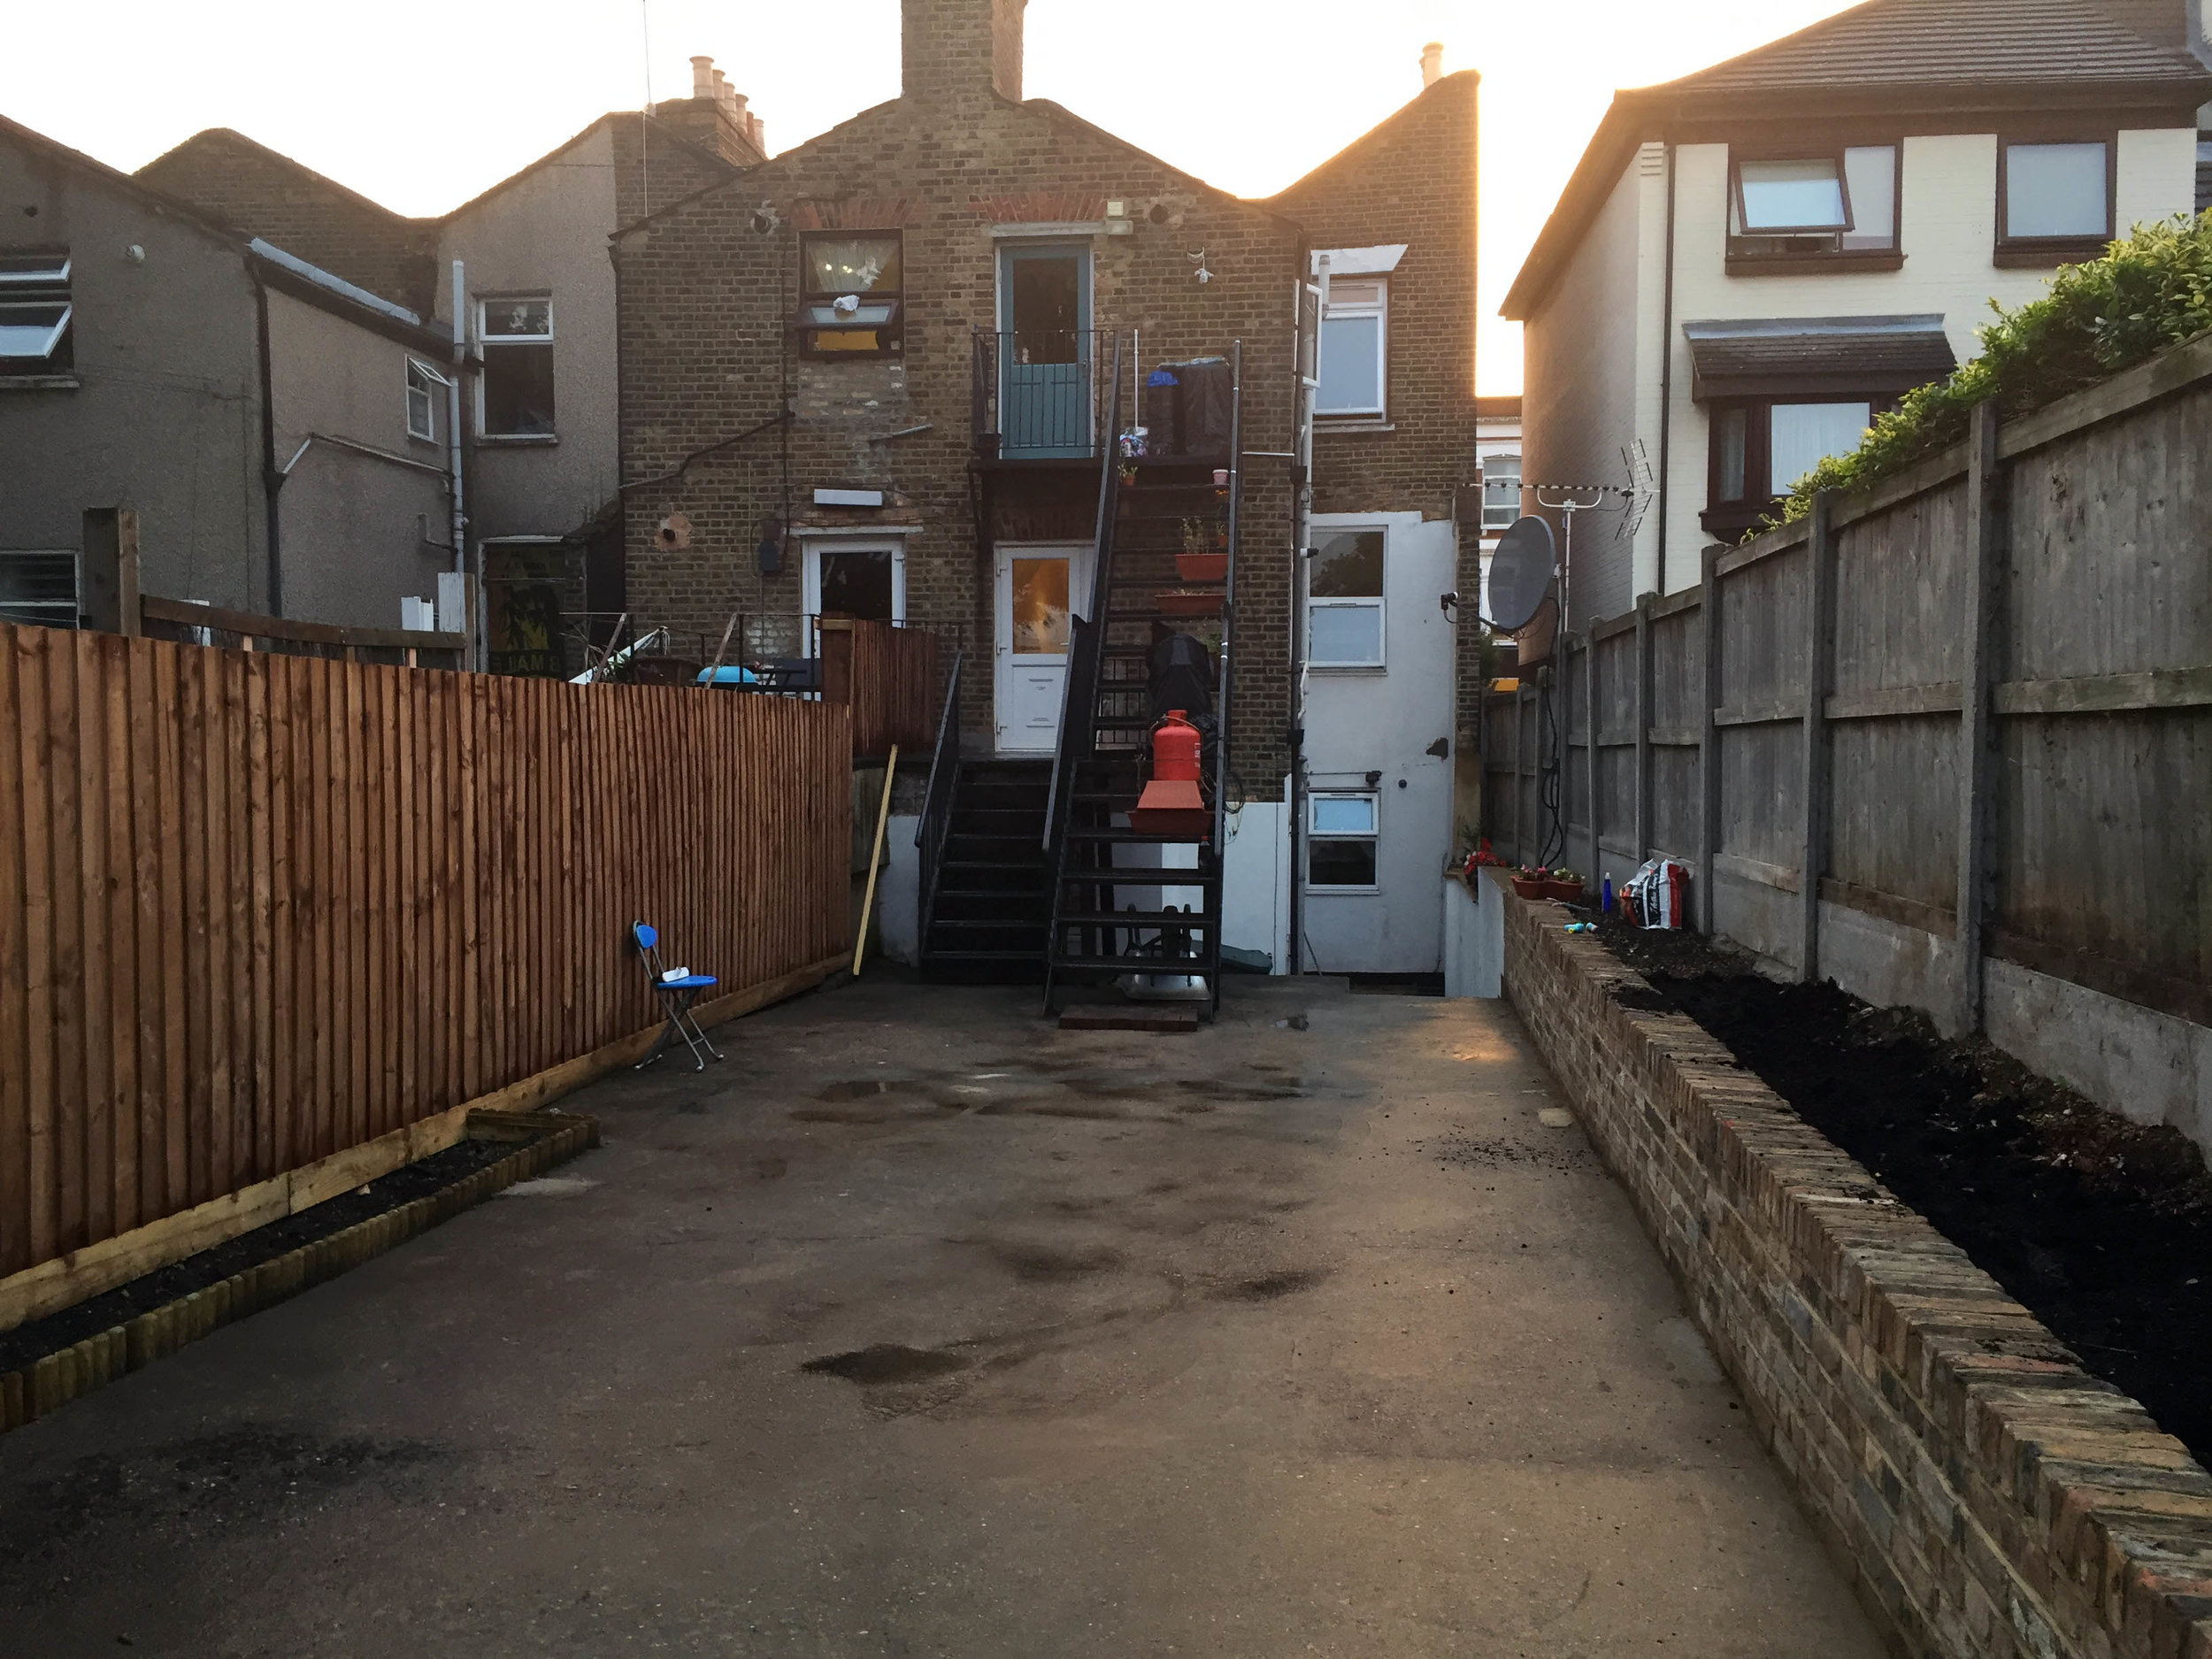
[1315,279,1386,417]
[1306,527,1386,668]
[1308,793,1380,890]
[405,358,437,442]
[476,295,555,438]
[0,251,73,372]
[1481,451,1521,530]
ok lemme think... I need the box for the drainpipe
[1654,140,1678,596]
[252,272,284,615]
[449,259,472,667]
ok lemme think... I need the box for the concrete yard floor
[0,974,1886,1657]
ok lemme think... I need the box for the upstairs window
[0,251,73,375]
[1307,528,1386,668]
[2000,140,2110,263]
[1316,280,1387,417]
[1481,452,1522,530]
[797,233,903,357]
[1728,148,1897,265]
[405,358,438,442]
[478,296,554,438]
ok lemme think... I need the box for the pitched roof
[1502,0,2212,319]
[1663,0,2207,98]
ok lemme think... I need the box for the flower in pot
[1544,865,1586,902]
[1510,864,1550,900]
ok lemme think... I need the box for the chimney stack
[691,55,716,99]
[1421,42,1445,88]
[903,0,1025,105]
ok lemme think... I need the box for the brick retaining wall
[1495,875,2212,1659]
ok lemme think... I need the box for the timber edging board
[1492,870,2212,1659]
[0,951,845,1337]
[0,1115,595,1438]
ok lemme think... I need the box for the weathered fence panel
[0,626,851,1282]
[1482,332,2212,1144]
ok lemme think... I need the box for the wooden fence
[1485,333,2211,1094]
[819,619,941,759]
[0,625,851,1286]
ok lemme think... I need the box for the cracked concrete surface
[0,973,1884,1656]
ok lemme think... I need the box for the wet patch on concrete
[800,1345,972,1386]
[1177,1077,1303,1103]
[987,1240,1124,1282]
[1215,1268,1329,1302]
[1422,1133,1595,1173]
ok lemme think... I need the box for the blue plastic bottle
[1601,875,1614,915]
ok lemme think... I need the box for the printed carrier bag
[1624,857,1690,930]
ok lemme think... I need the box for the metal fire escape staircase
[1041,336,1243,1018]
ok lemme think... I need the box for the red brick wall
[137,129,436,314]
[613,91,1302,782]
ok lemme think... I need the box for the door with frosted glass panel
[994,542,1091,754]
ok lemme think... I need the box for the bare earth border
[1494,871,2212,1659]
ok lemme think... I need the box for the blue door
[997,244,1093,457]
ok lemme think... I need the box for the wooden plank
[1697,544,1724,936]
[1647,727,1701,749]
[377,666,400,1133]
[76,634,115,1247]
[1712,700,1805,729]
[153,642,186,1214]
[266,654,296,1179]
[1955,403,2003,1036]
[1714,519,1810,579]
[0,635,25,1276]
[1799,492,1837,984]
[1645,587,1701,623]
[139,595,464,656]
[223,648,254,1191]
[395,665,419,1125]
[101,635,138,1234]
[1825,683,1964,721]
[309,656,334,1167]
[1996,328,2212,465]
[1817,876,1955,940]
[47,628,85,1252]
[1992,666,2212,717]
[344,659,368,1153]
[1583,636,1599,879]
[19,632,56,1268]
[1713,850,1801,895]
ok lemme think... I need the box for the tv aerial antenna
[1534,483,1612,631]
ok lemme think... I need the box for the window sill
[1307,662,1388,675]
[1306,884,1383,896]
[477,433,559,446]
[1724,250,1904,276]
[0,373,81,391]
[1993,242,2106,269]
[1701,499,1780,539]
[1315,418,1394,434]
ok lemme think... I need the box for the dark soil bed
[0,1135,529,1377]
[1589,910,2212,1464]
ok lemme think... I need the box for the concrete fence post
[1632,594,1654,867]
[1798,494,1837,983]
[1955,402,2004,1034]
[1696,544,1722,935]
[1585,630,1601,880]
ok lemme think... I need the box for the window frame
[1725,145,1902,274]
[1479,450,1522,531]
[1995,134,2116,267]
[0,549,81,630]
[404,357,438,443]
[1732,151,1855,237]
[1306,791,1382,893]
[795,230,906,360]
[1304,526,1387,671]
[1702,393,1885,536]
[474,294,556,442]
[1314,277,1388,419]
[0,250,75,378]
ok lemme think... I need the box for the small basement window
[478,296,555,438]
[0,251,73,373]
[405,358,438,442]
[2000,140,2110,259]
[797,232,904,357]
[1307,528,1386,668]
[1308,794,1379,889]
[1316,280,1386,417]
[0,550,80,628]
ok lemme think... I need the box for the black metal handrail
[972,327,1118,459]
[914,649,964,954]
[1040,335,1125,1010]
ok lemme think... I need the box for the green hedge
[1770,214,2212,526]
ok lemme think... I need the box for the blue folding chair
[632,922,723,1071]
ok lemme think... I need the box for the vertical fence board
[0,640,25,1276]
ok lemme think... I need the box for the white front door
[994,541,1091,755]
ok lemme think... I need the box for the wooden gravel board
[0,1115,595,1437]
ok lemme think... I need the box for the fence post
[80,507,140,636]
[1585,631,1600,880]
[1955,403,2004,1034]
[1697,544,1722,935]
[1632,594,1654,866]
[1798,494,1837,983]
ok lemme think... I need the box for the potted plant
[1510,864,1550,901]
[1544,865,1586,903]
[1176,516,1228,584]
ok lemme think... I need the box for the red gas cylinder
[1131,710,1210,838]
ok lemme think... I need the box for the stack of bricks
[1494,874,2212,1659]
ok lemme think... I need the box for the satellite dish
[1486,515,1556,632]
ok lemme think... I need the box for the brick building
[615,0,1480,978]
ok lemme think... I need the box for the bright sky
[8,0,1863,395]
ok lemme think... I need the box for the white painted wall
[878,814,921,965]
[1301,512,1456,973]
[1221,795,1289,973]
